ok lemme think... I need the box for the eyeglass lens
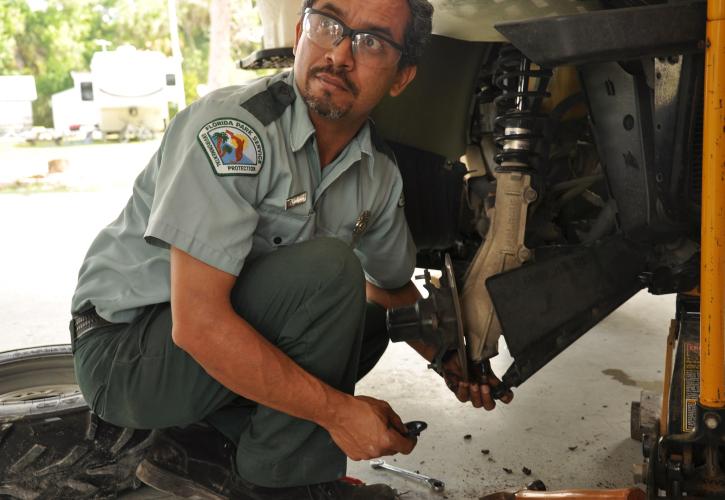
[304,11,401,68]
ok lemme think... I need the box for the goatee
[302,65,358,120]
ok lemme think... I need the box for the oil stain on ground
[602,368,661,392]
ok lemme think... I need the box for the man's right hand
[325,395,416,461]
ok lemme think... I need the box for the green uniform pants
[71,238,390,487]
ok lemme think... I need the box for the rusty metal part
[461,171,535,362]
[480,488,646,500]
[661,403,725,497]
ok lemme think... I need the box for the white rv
[78,45,183,139]
[51,71,100,137]
[0,75,37,135]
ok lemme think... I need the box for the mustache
[309,65,359,96]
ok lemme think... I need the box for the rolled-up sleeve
[144,107,262,276]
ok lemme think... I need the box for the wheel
[0,345,154,499]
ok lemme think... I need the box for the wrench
[369,459,445,492]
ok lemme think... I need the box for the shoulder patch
[368,122,396,164]
[240,80,296,126]
[198,118,265,176]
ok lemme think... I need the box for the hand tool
[369,459,445,493]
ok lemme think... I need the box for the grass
[14,139,114,149]
[0,180,75,195]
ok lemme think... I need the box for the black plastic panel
[495,2,705,67]
[487,237,646,388]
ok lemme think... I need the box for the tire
[0,345,155,499]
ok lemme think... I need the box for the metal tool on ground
[369,459,445,493]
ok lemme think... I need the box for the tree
[2,0,100,126]
[0,0,264,127]
[0,2,26,72]
[207,0,231,91]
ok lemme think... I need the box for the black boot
[135,424,245,499]
[136,425,399,500]
[238,479,399,500]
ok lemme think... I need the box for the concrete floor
[0,141,672,499]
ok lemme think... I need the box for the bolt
[704,413,720,430]
[518,247,532,262]
[523,187,538,203]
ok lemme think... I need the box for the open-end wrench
[369,459,445,492]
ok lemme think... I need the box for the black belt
[71,308,116,340]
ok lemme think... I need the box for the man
[70,0,510,498]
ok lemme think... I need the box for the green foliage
[0,0,263,127]
[1,0,94,126]
[0,2,25,71]
[178,0,210,104]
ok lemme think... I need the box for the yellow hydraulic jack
[699,0,725,423]
[645,1,725,497]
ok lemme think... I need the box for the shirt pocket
[315,208,372,247]
[253,203,311,254]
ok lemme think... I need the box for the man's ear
[293,19,302,56]
[389,65,417,97]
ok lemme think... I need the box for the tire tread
[9,444,47,474]
[0,346,154,499]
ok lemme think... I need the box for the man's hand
[441,354,514,411]
[325,395,416,461]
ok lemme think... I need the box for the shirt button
[273,237,282,245]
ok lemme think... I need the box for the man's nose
[325,36,355,70]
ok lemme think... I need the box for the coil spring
[493,45,552,173]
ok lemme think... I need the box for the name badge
[285,192,308,210]
[351,210,371,246]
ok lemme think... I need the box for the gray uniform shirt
[71,71,416,323]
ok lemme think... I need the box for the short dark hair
[300,0,434,68]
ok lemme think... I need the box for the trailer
[0,75,37,136]
[78,45,183,140]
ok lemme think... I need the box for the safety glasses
[302,8,405,69]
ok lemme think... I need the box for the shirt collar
[288,71,376,177]
[289,71,317,153]
[355,119,376,178]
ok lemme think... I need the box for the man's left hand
[440,354,514,411]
